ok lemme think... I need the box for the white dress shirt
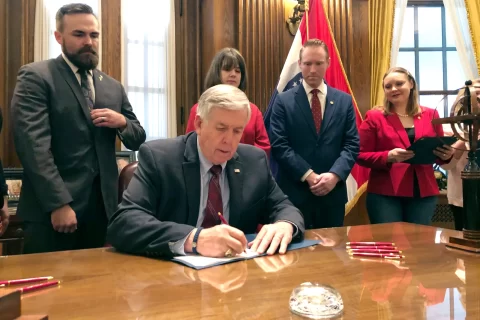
[302,79,327,118]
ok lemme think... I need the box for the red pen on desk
[347,242,395,246]
[347,245,396,250]
[218,212,228,225]
[18,280,60,294]
[348,249,402,254]
[350,252,404,259]
[0,276,54,287]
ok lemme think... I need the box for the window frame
[400,2,459,117]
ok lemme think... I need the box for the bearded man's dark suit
[11,55,146,253]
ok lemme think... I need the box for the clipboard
[405,136,457,164]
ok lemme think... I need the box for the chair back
[0,216,24,255]
[118,161,138,204]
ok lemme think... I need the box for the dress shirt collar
[302,79,327,96]
[197,137,227,177]
[62,53,93,76]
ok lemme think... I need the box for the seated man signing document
[107,84,305,258]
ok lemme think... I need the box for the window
[397,4,466,118]
[123,0,175,142]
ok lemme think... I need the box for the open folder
[405,136,457,164]
[171,234,320,270]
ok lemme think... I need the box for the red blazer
[185,102,271,156]
[357,107,445,198]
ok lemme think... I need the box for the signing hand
[91,108,127,130]
[309,172,340,196]
[249,221,294,255]
[387,148,415,163]
[186,225,247,258]
[433,144,454,161]
[51,204,77,233]
[0,198,9,237]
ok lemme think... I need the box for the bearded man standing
[11,3,146,253]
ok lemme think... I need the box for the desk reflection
[344,223,478,319]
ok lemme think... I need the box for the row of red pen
[346,241,404,259]
[0,276,60,294]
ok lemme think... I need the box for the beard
[62,41,99,70]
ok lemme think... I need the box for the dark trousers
[366,193,438,225]
[298,194,345,230]
[23,177,108,254]
[449,205,463,231]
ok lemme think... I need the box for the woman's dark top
[405,127,421,198]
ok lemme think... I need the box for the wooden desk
[0,223,479,319]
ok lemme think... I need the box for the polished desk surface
[1,222,479,319]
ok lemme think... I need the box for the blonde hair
[197,84,251,122]
[376,67,420,116]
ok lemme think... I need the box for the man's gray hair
[197,84,251,121]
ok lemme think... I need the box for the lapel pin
[330,101,334,104]
[234,169,240,173]
[99,75,103,81]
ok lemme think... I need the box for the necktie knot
[311,88,320,95]
[210,165,222,176]
[77,69,88,77]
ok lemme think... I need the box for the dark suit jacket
[107,132,305,258]
[268,84,359,208]
[11,56,146,222]
[357,108,444,197]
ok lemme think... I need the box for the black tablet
[405,136,458,164]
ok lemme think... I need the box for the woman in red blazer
[358,67,454,225]
[185,48,270,156]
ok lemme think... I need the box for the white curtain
[390,0,408,68]
[443,0,480,80]
[34,0,101,65]
[121,0,176,143]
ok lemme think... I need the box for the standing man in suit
[107,84,304,258]
[268,39,359,229]
[11,3,146,254]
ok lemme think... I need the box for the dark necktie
[201,165,223,228]
[311,88,323,133]
[78,69,94,111]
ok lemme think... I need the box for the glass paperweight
[289,282,344,319]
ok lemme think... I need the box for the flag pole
[305,0,310,39]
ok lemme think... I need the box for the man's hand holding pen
[185,224,248,258]
[184,220,295,257]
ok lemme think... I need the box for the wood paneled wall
[238,0,291,112]
[101,0,122,82]
[0,0,36,168]
[0,0,6,165]
[175,0,371,136]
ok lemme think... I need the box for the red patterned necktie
[311,88,323,133]
[201,165,223,228]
